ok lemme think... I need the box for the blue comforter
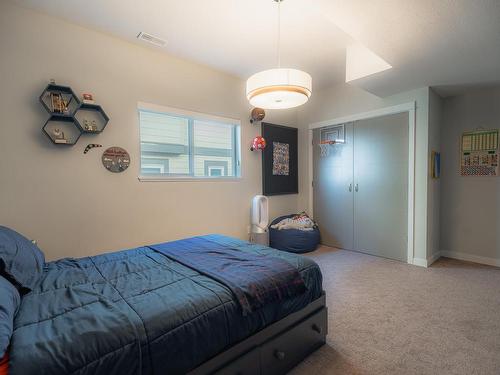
[151,236,307,315]
[10,235,323,375]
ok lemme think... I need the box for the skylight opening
[345,43,392,82]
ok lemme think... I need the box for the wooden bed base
[189,293,327,375]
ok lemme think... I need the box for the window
[205,161,228,177]
[141,162,168,174]
[138,103,241,179]
[208,167,223,176]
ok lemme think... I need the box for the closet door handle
[348,183,352,192]
[354,184,359,192]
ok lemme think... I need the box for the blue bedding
[9,235,323,375]
[151,236,306,315]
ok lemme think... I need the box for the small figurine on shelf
[62,96,73,114]
[83,119,98,132]
[50,92,65,113]
[49,92,72,114]
[82,93,95,105]
[52,128,67,144]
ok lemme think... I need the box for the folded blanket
[271,212,316,231]
[150,235,306,315]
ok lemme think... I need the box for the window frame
[137,102,242,182]
[208,166,224,176]
[204,160,229,177]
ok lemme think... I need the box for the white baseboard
[440,251,500,267]
[412,252,442,268]
[412,257,428,267]
[413,251,499,268]
[426,252,441,266]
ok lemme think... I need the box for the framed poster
[460,129,498,176]
[261,122,298,195]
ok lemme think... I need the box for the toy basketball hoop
[318,140,336,157]
[318,124,345,157]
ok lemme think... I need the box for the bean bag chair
[269,214,320,254]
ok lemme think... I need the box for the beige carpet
[290,246,500,375]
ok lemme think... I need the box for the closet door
[313,123,354,250]
[353,112,409,261]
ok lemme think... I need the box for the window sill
[138,176,243,182]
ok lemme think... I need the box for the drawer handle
[274,350,286,361]
[312,324,322,334]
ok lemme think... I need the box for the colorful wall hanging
[460,129,498,177]
[431,151,440,179]
[261,123,298,195]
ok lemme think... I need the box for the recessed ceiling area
[345,43,392,83]
[13,0,500,97]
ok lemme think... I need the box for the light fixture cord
[277,0,281,68]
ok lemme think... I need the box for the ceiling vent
[137,32,167,47]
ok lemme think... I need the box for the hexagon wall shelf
[74,103,109,134]
[39,84,80,116]
[39,83,109,146]
[42,115,82,146]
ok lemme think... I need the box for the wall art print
[460,129,499,176]
[272,142,290,176]
[262,122,298,196]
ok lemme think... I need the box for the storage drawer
[215,347,260,375]
[260,307,327,375]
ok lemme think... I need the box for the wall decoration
[39,82,110,146]
[74,103,109,133]
[84,144,103,154]
[250,136,266,151]
[460,129,498,176]
[82,93,95,104]
[262,122,298,195]
[431,151,440,179]
[52,128,67,144]
[250,108,266,124]
[50,92,65,113]
[40,83,80,116]
[42,116,82,146]
[272,142,289,176]
[320,124,345,144]
[102,147,130,173]
[317,124,345,157]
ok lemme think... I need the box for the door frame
[308,102,416,264]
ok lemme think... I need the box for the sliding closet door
[313,124,354,249]
[353,112,408,261]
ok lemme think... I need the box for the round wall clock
[102,147,130,173]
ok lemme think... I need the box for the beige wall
[296,83,432,263]
[427,89,443,259]
[440,87,500,265]
[0,2,446,266]
[0,2,299,260]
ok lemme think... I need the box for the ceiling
[14,0,500,97]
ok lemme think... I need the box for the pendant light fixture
[246,0,312,110]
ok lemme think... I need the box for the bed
[4,233,326,375]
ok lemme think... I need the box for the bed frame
[188,293,327,375]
